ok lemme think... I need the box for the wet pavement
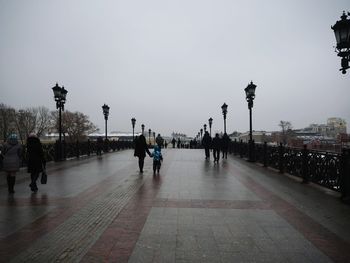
[1,149,350,262]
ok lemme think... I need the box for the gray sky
[1,0,349,137]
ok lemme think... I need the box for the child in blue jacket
[152,145,163,174]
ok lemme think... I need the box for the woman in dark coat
[26,134,45,192]
[134,134,151,173]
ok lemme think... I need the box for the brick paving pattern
[0,149,350,262]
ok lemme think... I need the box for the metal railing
[53,140,133,161]
[229,140,350,195]
[0,140,134,170]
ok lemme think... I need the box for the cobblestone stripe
[9,176,145,263]
[83,151,175,262]
[153,198,269,209]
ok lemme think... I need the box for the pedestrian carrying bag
[41,169,47,184]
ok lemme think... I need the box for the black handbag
[41,170,47,184]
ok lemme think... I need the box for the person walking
[2,134,22,194]
[212,133,221,163]
[202,131,212,160]
[221,132,230,159]
[96,137,103,156]
[26,133,45,193]
[155,134,164,148]
[171,138,176,148]
[151,145,163,174]
[134,134,151,173]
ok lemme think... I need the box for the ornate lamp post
[200,128,203,142]
[204,124,207,133]
[141,124,145,135]
[102,104,110,141]
[52,83,68,161]
[208,117,213,137]
[221,103,228,134]
[131,118,136,141]
[244,81,257,162]
[332,11,350,74]
[153,132,156,145]
[148,129,151,145]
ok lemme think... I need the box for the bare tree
[14,108,37,143]
[51,110,97,142]
[35,106,52,137]
[279,120,293,145]
[0,103,16,141]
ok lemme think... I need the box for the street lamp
[221,103,228,134]
[208,117,213,137]
[102,104,110,141]
[332,11,350,74]
[153,132,156,145]
[141,124,145,135]
[148,129,151,145]
[200,128,203,141]
[52,83,67,161]
[204,124,207,133]
[131,118,136,141]
[244,81,257,162]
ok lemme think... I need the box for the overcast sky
[1,0,349,137]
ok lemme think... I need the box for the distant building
[306,118,346,138]
[236,131,272,144]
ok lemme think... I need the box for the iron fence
[0,140,134,169]
[230,140,350,195]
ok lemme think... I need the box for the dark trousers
[205,147,210,159]
[138,157,145,172]
[222,149,228,159]
[153,160,161,172]
[6,175,16,193]
[213,149,220,162]
[30,172,39,190]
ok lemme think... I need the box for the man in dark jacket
[202,131,212,160]
[134,134,151,173]
[212,133,221,163]
[221,133,230,159]
[27,133,45,192]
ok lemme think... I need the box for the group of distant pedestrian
[202,132,230,163]
[1,133,46,194]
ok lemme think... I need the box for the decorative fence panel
[230,140,349,194]
[0,140,134,170]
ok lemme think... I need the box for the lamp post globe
[102,104,110,141]
[52,83,68,161]
[221,103,228,134]
[332,11,350,74]
[131,118,136,141]
[208,117,213,137]
[141,124,145,135]
[244,81,257,162]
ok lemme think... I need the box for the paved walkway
[0,149,350,262]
